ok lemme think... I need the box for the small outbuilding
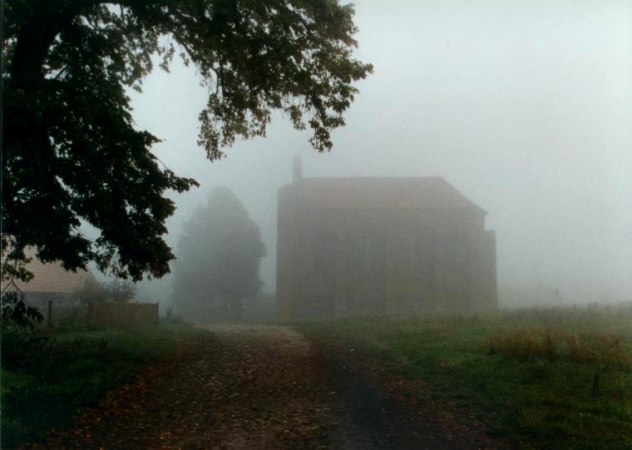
[277,161,497,319]
[13,257,95,307]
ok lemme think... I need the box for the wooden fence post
[47,300,53,328]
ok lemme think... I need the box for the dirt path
[24,325,494,449]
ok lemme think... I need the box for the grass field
[298,305,632,450]
[1,322,207,449]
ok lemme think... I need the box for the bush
[76,279,137,304]
[1,289,43,330]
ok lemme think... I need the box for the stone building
[276,161,497,319]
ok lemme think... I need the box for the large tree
[172,187,265,322]
[2,0,372,281]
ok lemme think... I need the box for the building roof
[281,177,486,213]
[7,250,96,294]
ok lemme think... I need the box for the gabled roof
[281,177,486,213]
[6,249,96,294]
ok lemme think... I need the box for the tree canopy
[172,187,266,322]
[2,0,372,281]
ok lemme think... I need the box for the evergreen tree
[172,187,265,322]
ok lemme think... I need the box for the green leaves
[3,0,371,281]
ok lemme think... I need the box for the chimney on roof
[292,156,302,183]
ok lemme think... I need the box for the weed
[488,329,632,368]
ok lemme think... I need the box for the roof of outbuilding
[6,249,96,294]
[281,177,486,213]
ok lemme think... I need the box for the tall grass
[488,328,631,366]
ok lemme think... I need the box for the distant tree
[2,0,372,282]
[172,187,266,322]
[77,279,137,303]
[105,280,137,303]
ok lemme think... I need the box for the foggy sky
[128,0,632,307]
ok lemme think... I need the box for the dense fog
[127,0,631,309]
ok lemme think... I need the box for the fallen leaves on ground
[21,326,333,450]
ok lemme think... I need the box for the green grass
[297,306,632,450]
[1,322,207,449]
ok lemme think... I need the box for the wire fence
[30,300,158,328]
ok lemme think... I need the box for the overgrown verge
[297,306,632,450]
[1,322,206,449]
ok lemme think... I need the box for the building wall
[277,185,498,319]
